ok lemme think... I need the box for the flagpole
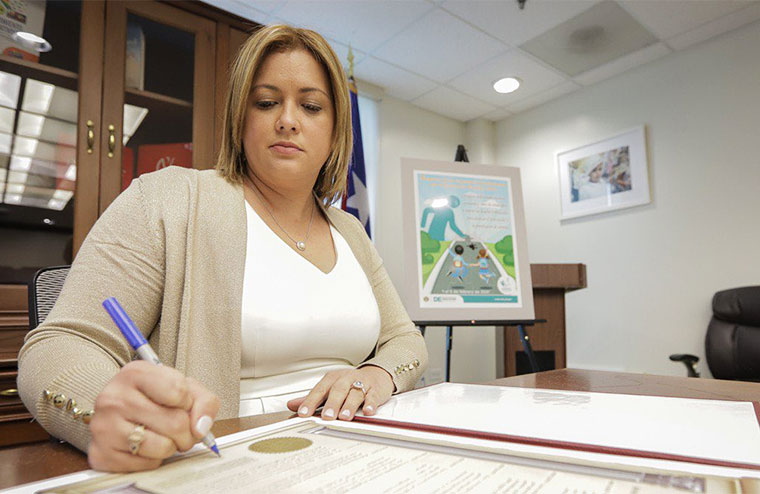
[341,45,355,210]
[341,44,372,237]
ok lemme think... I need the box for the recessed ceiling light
[12,32,52,53]
[493,77,521,94]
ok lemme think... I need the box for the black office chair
[670,286,760,381]
[28,265,71,330]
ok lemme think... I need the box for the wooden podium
[502,264,586,377]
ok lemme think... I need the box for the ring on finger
[351,380,368,397]
[128,424,146,455]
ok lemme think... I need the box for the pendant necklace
[249,183,315,251]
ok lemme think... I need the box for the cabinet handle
[0,388,18,397]
[108,124,116,158]
[86,120,95,154]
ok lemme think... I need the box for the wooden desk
[2,369,760,490]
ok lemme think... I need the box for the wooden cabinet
[0,0,255,447]
[99,1,217,213]
[0,284,48,446]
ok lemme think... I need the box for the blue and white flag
[342,76,371,238]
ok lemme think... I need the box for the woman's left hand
[287,365,394,420]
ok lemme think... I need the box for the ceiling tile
[481,107,513,122]
[442,0,600,46]
[506,80,580,113]
[666,3,760,51]
[573,41,671,86]
[520,0,658,76]
[373,8,508,83]
[448,49,568,106]
[271,1,434,53]
[619,0,754,40]
[354,57,438,101]
[411,86,496,122]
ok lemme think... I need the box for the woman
[17,24,427,473]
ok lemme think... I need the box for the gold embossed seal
[248,437,312,454]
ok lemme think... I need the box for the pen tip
[211,444,221,457]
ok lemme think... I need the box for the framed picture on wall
[557,126,650,220]
[400,158,534,323]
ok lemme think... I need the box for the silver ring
[128,424,145,455]
[351,380,368,396]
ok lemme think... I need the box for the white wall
[494,20,760,376]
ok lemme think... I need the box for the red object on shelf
[121,146,135,191]
[136,142,193,178]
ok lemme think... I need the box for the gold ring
[128,424,146,456]
[351,380,368,396]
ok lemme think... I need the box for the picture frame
[557,126,650,220]
[400,158,534,323]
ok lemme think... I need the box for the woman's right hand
[87,361,220,472]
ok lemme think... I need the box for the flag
[341,75,371,238]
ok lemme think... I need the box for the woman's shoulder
[134,167,238,202]
[136,166,231,189]
[326,206,367,238]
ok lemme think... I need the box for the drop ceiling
[205,0,760,122]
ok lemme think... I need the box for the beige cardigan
[18,167,427,453]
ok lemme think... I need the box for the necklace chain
[249,183,315,251]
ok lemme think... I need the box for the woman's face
[243,48,334,193]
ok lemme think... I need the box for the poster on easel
[401,158,534,322]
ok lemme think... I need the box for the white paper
[12,419,713,494]
[364,383,760,467]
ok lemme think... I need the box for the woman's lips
[270,144,302,155]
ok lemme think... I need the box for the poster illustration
[401,159,534,322]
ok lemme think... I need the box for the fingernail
[340,409,351,418]
[323,408,335,418]
[364,405,374,414]
[299,406,309,416]
[196,415,213,436]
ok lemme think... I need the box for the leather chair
[670,286,760,380]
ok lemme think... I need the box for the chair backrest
[29,265,71,330]
[706,286,760,381]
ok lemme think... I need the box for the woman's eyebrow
[251,84,329,98]
[299,87,330,98]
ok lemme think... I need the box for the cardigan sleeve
[17,178,166,453]
[346,218,428,393]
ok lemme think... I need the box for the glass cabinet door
[99,1,215,213]
[0,0,99,280]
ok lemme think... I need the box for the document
[36,419,743,494]
[360,383,760,469]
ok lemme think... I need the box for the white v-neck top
[239,201,381,416]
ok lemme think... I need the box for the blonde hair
[216,24,352,206]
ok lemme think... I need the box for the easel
[415,319,546,381]
[415,145,543,382]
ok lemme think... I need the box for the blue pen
[102,297,221,457]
